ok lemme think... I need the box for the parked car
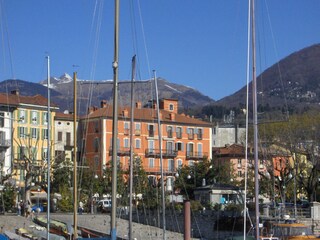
[97,199,112,213]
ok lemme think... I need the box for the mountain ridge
[0,43,319,117]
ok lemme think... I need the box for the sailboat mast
[154,71,166,240]
[251,0,260,239]
[244,1,251,239]
[129,55,136,240]
[73,72,78,239]
[46,55,51,240]
[111,0,119,239]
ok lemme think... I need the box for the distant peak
[59,73,72,80]
[57,73,72,83]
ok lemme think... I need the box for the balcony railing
[124,128,130,135]
[144,165,176,175]
[145,148,178,158]
[109,147,131,156]
[186,151,207,160]
[0,139,10,148]
[188,133,194,140]
[197,133,203,140]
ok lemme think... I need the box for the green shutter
[37,112,40,124]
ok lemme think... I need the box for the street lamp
[37,188,40,209]
[91,174,99,214]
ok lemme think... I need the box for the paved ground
[0,213,196,240]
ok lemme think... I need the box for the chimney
[153,102,157,109]
[169,113,175,121]
[101,100,107,108]
[122,109,129,117]
[88,106,94,114]
[135,101,142,109]
[11,90,19,95]
[88,106,98,114]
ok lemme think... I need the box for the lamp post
[91,174,98,214]
[37,188,40,209]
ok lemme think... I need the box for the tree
[258,112,320,202]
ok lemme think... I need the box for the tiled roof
[83,104,212,127]
[213,144,246,156]
[0,92,58,108]
[55,112,77,120]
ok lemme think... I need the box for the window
[19,110,26,123]
[31,111,38,124]
[188,160,195,167]
[148,124,154,137]
[187,143,194,157]
[238,159,242,168]
[177,159,183,169]
[42,129,48,139]
[166,141,174,155]
[169,104,174,111]
[187,128,194,140]
[168,159,174,172]
[0,112,4,127]
[149,158,155,168]
[94,156,99,167]
[58,132,62,141]
[176,142,183,151]
[42,148,48,161]
[18,146,26,159]
[31,128,38,139]
[124,122,129,135]
[18,127,27,138]
[66,132,71,146]
[197,128,203,140]
[197,143,203,157]
[238,171,242,177]
[94,121,99,132]
[31,147,37,163]
[167,126,173,138]
[43,112,48,125]
[135,123,141,135]
[0,131,5,144]
[94,138,99,152]
[148,140,154,154]
[176,127,182,139]
[124,138,129,148]
[135,139,141,149]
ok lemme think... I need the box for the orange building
[80,99,212,180]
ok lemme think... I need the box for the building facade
[80,99,212,183]
[0,90,58,192]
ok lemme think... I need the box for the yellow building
[0,90,58,191]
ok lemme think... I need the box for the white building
[212,123,245,147]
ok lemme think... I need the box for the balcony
[145,148,178,158]
[135,129,141,136]
[109,147,131,156]
[124,128,130,135]
[197,133,203,140]
[186,151,207,160]
[144,165,176,175]
[0,139,10,148]
[188,133,194,140]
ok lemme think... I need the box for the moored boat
[33,217,72,239]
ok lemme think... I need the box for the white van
[97,199,112,213]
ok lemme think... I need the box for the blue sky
[0,1,319,100]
